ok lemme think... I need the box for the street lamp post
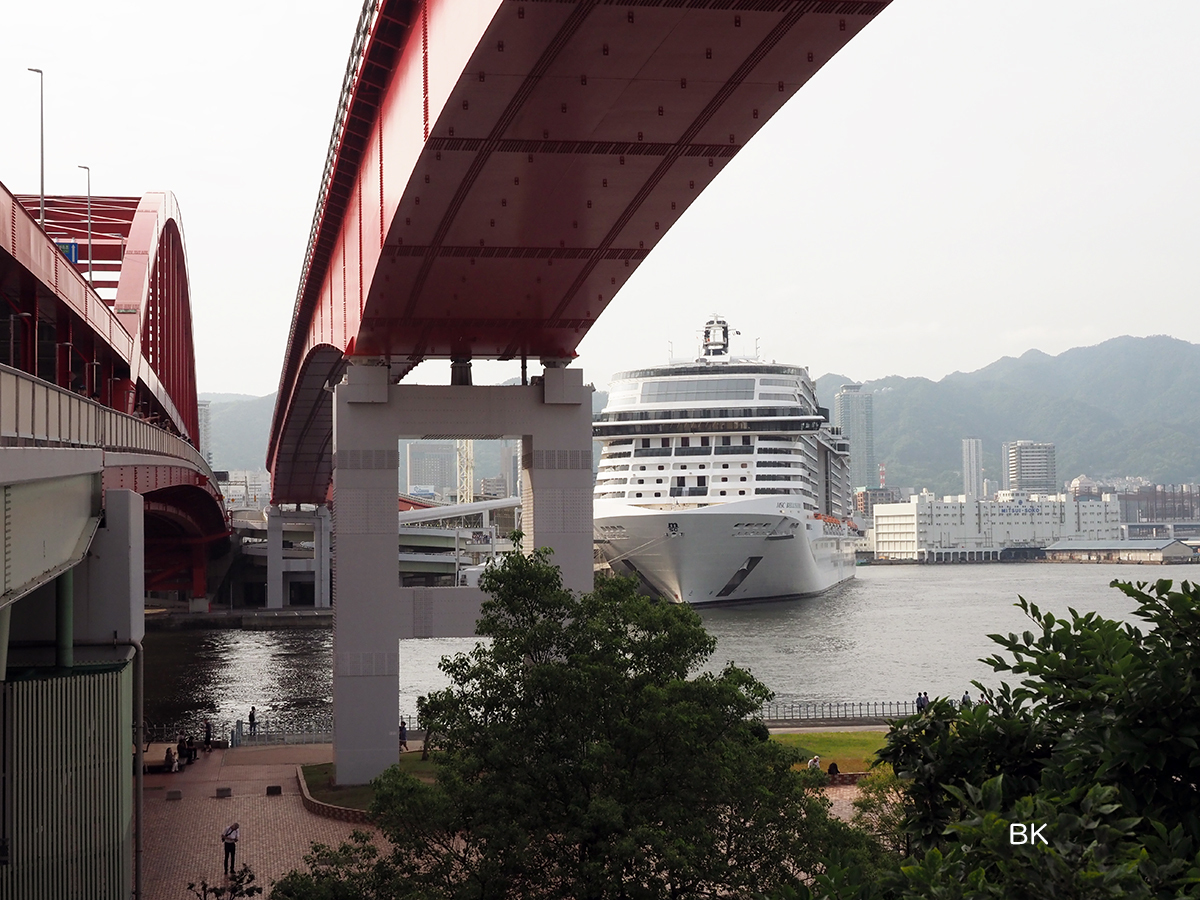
[27,68,44,227]
[78,165,92,286]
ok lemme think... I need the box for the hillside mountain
[817,335,1200,496]
[201,336,1200,493]
[200,392,277,471]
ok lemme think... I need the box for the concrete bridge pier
[331,362,593,784]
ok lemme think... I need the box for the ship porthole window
[721,477,727,482]
[635,492,642,497]
[655,492,661,497]
[720,490,727,496]
[738,490,745,495]
[722,464,729,469]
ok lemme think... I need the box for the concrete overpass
[268,0,891,783]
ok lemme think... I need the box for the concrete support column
[332,365,403,784]
[330,362,593,784]
[56,568,73,668]
[0,605,10,681]
[315,506,332,608]
[266,505,284,609]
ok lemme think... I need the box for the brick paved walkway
[824,783,861,822]
[141,744,370,900]
[141,743,861,899]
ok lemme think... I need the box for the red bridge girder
[269,0,891,503]
[2,183,226,598]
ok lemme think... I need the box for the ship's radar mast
[702,315,730,357]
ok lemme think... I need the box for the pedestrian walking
[915,692,926,713]
[248,706,257,736]
[221,822,240,875]
[204,719,213,753]
[399,718,409,752]
[961,690,972,709]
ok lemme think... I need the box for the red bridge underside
[270,0,891,503]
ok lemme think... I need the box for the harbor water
[143,563,1166,734]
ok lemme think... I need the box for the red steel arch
[269,0,892,503]
[3,184,227,598]
[11,191,200,441]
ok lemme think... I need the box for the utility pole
[78,165,92,286]
[27,68,44,227]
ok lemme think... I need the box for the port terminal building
[1043,539,1197,564]
[873,490,1122,562]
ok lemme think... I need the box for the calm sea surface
[143,564,1167,733]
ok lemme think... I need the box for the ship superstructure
[593,316,855,604]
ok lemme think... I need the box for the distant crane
[456,439,475,504]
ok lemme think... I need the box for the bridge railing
[757,701,917,721]
[0,363,210,475]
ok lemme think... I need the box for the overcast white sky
[3,1,1197,397]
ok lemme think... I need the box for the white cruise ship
[593,316,857,606]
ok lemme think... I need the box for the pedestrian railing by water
[231,718,334,747]
[757,701,917,722]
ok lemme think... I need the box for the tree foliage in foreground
[273,543,882,899]
[793,578,1200,900]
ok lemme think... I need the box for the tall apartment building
[834,384,876,492]
[406,442,457,499]
[1001,441,1057,495]
[197,399,213,466]
[962,438,983,502]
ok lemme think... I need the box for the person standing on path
[399,718,409,752]
[248,706,257,736]
[222,822,239,875]
[204,718,213,753]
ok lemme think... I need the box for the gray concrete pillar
[56,568,73,668]
[315,506,331,608]
[267,505,284,609]
[330,362,593,784]
[0,605,10,681]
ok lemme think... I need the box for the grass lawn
[771,731,889,773]
[302,753,438,811]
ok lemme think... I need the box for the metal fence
[144,709,428,749]
[758,700,917,721]
[230,718,334,747]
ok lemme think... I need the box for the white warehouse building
[874,489,1122,562]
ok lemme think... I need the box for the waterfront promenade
[142,744,369,900]
[141,736,864,900]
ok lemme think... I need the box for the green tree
[188,863,263,898]
[863,578,1200,899]
[347,544,871,899]
[270,832,396,900]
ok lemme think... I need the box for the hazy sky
[3,1,1197,397]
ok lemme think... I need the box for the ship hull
[594,497,855,606]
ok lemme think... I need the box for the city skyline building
[407,442,457,499]
[834,383,876,492]
[1002,440,1057,495]
[197,399,212,466]
[962,438,983,502]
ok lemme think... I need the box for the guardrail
[0,363,210,473]
[758,701,917,721]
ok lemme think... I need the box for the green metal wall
[0,663,132,900]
